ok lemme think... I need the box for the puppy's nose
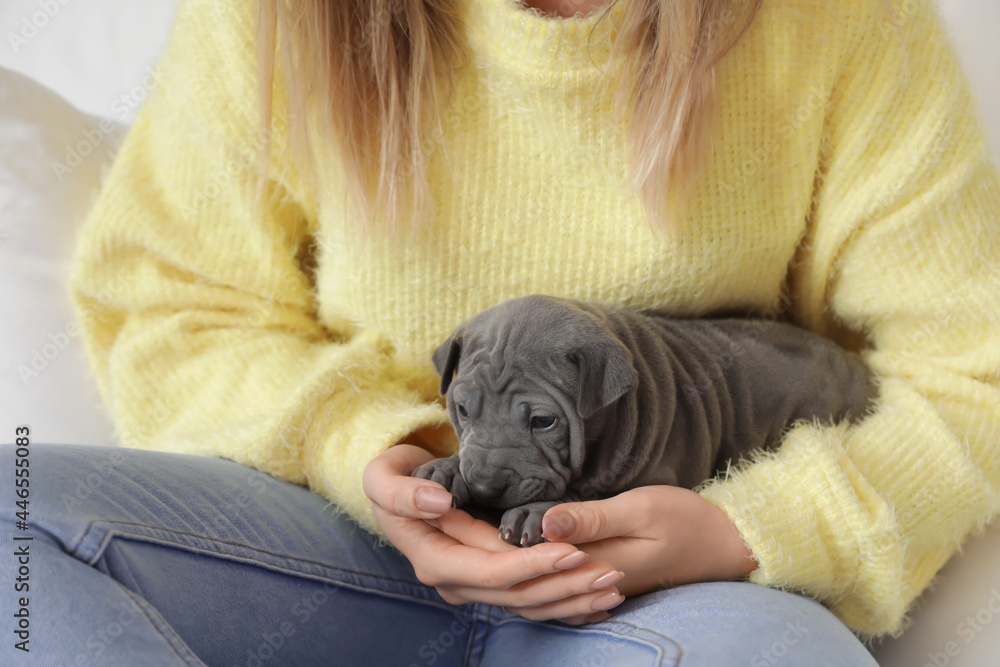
[467,479,504,502]
[460,457,504,502]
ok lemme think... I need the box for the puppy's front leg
[412,455,472,508]
[500,501,563,547]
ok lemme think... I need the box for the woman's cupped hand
[363,445,757,625]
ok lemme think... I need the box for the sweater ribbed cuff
[304,388,452,537]
[698,421,905,636]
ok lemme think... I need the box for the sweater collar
[464,0,627,73]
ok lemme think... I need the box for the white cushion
[0,67,124,446]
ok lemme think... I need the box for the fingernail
[553,551,588,570]
[542,512,575,540]
[583,611,612,624]
[591,570,625,590]
[415,487,452,514]
[425,518,442,530]
[592,591,624,611]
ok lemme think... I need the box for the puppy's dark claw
[500,501,561,547]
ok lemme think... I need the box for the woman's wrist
[698,498,759,581]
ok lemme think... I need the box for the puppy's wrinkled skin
[413,295,877,547]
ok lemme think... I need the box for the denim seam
[114,582,208,667]
[71,518,462,610]
[462,613,482,667]
[602,618,683,667]
[490,616,679,666]
[81,523,116,563]
[100,539,143,594]
[469,604,496,667]
[72,518,419,583]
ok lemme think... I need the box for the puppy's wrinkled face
[433,295,638,511]
[446,353,575,508]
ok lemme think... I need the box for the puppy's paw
[499,501,561,547]
[412,456,471,507]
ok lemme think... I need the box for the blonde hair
[257,0,761,237]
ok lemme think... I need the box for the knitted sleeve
[698,0,1000,637]
[68,0,452,534]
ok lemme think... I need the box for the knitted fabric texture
[69,0,1000,638]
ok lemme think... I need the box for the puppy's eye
[531,416,556,430]
[456,404,468,418]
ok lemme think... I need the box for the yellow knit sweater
[70,0,1000,637]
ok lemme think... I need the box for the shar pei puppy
[413,294,877,547]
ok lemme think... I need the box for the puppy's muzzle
[460,451,565,508]
[460,456,508,502]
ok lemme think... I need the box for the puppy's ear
[432,332,462,395]
[568,338,638,417]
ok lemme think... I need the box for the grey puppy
[413,294,877,547]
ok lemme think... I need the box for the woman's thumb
[363,445,451,519]
[541,502,615,543]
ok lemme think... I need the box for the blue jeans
[0,444,877,666]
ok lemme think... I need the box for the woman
[7,0,998,664]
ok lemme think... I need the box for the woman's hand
[539,485,759,597]
[362,445,627,624]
